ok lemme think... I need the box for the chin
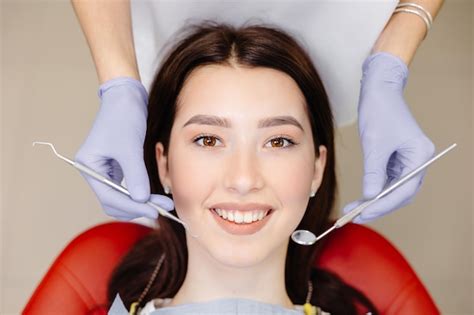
[205,239,275,268]
[193,229,290,269]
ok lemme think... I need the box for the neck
[169,236,294,309]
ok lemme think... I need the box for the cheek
[264,149,315,198]
[262,151,315,230]
[167,146,222,216]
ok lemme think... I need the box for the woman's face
[156,64,326,267]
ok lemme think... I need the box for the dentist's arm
[71,0,174,220]
[372,0,444,65]
[344,0,444,223]
[71,0,139,83]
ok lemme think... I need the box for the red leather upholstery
[315,223,439,314]
[23,222,150,315]
[23,222,439,314]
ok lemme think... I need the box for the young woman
[107,22,378,315]
[72,0,441,224]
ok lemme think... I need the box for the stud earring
[310,190,316,197]
[164,186,170,194]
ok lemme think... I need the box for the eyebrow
[182,114,304,132]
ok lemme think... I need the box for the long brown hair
[107,21,378,315]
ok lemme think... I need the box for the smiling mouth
[210,208,273,224]
[209,207,274,235]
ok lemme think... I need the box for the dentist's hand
[343,52,435,223]
[75,77,174,220]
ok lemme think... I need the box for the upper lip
[210,202,273,212]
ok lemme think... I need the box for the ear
[155,142,171,190]
[311,145,327,194]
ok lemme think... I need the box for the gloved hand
[343,52,435,223]
[75,77,174,220]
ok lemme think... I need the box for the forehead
[175,65,308,121]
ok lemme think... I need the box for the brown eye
[203,136,216,146]
[194,135,221,147]
[267,137,296,148]
[271,138,284,147]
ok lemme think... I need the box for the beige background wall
[1,1,473,314]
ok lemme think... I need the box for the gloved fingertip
[150,194,175,211]
[342,200,363,215]
[352,216,366,224]
[129,185,151,203]
[358,207,388,223]
[142,209,159,220]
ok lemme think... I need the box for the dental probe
[32,141,198,238]
[291,143,457,246]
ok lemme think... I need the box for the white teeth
[243,212,253,223]
[213,208,271,224]
[234,211,243,223]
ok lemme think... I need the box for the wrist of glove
[361,51,409,90]
[98,76,148,105]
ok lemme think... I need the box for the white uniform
[130,0,397,127]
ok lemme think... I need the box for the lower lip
[209,208,273,235]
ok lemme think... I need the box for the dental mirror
[291,143,457,246]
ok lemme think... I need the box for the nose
[223,147,264,195]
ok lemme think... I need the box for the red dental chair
[22,222,439,314]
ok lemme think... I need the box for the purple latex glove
[75,77,174,220]
[343,52,435,224]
